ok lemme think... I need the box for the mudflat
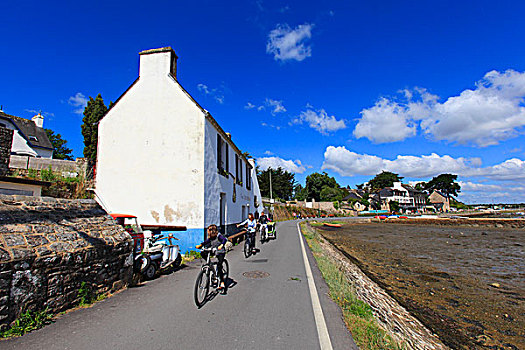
[316,222,524,349]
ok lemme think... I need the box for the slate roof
[378,188,393,198]
[343,192,363,201]
[401,184,425,195]
[0,111,53,150]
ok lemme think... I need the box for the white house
[377,182,426,213]
[0,110,53,158]
[95,47,262,252]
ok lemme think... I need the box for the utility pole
[269,169,274,215]
[269,169,273,202]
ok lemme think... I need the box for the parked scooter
[141,231,182,279]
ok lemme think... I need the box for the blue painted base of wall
[156,228,205,255]
[156,225,244,255]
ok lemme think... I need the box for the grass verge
[300,222,405,350]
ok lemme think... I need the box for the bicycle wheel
[261,226,266,243]
[222,259,229,280]
[194,268,210,307]
[244,238,250,258]
[209,264,217,288]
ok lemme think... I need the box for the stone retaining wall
[304,222,448,350]
[9,155,88,177]
[0,127,13,176]
[0,195,133,330]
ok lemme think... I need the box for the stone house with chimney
[428,190,451,212]
[95,47,262,253]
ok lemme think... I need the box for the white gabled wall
[96,49,205,230]
[204,120,262,230]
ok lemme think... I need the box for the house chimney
[139,47,178,79]
[32,112,44,128]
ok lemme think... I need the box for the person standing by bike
[196,224,227,290]
[237,213,257,253]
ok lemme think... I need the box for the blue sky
[2,0,525,203]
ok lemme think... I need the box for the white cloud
[245,102,256,110]
[457,181,525,204]
[266,23,314,62]
[246,98,286,115]
[321,146,525,181]
[265,98,286,115]
[261,122,281,130]
[68,92,88,114]
[264,150,273,155]
[459,181,506,192]
[197,83,210,94]
[257,156,307,173]
[197,83,225,104]
[354,98,416,142]
[354,70,525,147]
[293,107,346,134]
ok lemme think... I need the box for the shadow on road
[197,277,237,309]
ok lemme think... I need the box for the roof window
[29,136,38,142]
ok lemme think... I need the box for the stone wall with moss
[0,195,133,330]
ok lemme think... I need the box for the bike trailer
[267,222,276,236]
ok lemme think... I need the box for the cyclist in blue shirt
[237,213,257,253]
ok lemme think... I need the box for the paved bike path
[2,220,357,350]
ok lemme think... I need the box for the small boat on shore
[324,223,342,228]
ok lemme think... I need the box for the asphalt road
[2,220,357,350]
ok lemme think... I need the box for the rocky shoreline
[306,222,448,349]
[313,220,524,349]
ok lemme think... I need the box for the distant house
[376,182,427,213]
[95,47,263,253]
[0,111,53,158]
[342,190,367,211]
[428,190,450,212]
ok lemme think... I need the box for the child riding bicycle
[196,224,228,290]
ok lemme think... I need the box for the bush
[0,308,53,338]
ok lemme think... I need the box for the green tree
[44,129,74,160]
[414,182,426,192]
[257,167,296,201]
[242,151,253,159]
[81,94,108,168]
[368,171,403,191]
[424,173,461,198]
[305,172,340,201]
[294,184,308,201]
[389,200,400,213]
[320,186,344,201]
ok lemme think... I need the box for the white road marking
[297,222,334,350]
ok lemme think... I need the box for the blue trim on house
[155,228,205,255]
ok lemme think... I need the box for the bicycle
[194,247,229,307]
[260,223,267,244]
[244,228,256,258]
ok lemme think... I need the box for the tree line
[257,168,461,203]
